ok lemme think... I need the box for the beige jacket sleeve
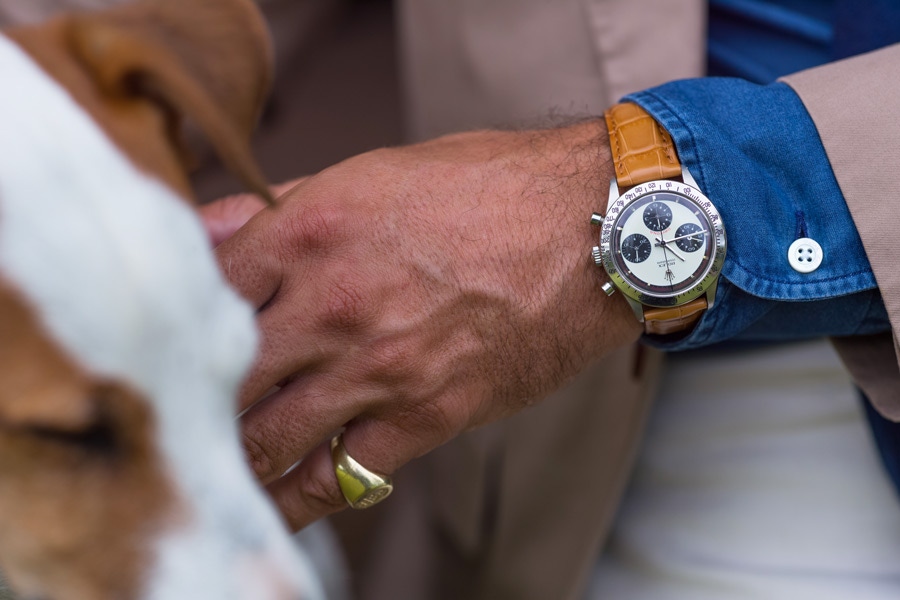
[783,45,900,416]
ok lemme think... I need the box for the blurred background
[193,0,402,202]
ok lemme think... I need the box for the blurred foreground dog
[0,0,324,598]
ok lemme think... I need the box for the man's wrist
[532,118,642,360]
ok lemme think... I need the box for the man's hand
[201,120,641,530]
[202,180,303,246]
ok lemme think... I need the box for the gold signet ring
[330,434,393,509]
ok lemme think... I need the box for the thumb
[200,194,269,247]
[200,178,308,247]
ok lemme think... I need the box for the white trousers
[589,339,900,599]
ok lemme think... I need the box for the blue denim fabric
[623,79,890,350]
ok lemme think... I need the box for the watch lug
[608,178,620,206]
[681,166,699,188]
[624,296,645,323]
[705,278,721,310]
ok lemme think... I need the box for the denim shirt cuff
[620,79,886,349]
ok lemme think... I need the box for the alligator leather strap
[642,298,708,336]
[604,102,682,188]
[604,102,706,335]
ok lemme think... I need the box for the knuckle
[391,399,457,445]
[241,432,276,479]
[275,203,347,258]
[298,462,347,513]
[319,279,372,333]
[366,338,418,383]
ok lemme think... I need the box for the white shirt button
[788,237,823,273]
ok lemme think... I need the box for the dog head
[0,1,320,598]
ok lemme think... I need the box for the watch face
[599,180,726,308]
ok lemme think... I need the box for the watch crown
[589,212,604,227]
[601,282,616,296]
[591,246,603,266]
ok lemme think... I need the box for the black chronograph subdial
[674,223,706,252]
[621,233,652,264]
[642,201,673,231]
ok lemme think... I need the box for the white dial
[599,180,726,307]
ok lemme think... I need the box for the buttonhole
[794,210,807,239]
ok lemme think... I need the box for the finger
[236,294,325,409]
[239,374,367,482]
[200,194,269,247]
[199,178,308,247]
[236,262,382,409]
[214,178,351,312]
[266,405,463,531]
[271,177,309,199]
[214,205,285,310]
[266,441,341,531]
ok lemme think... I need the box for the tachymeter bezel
[598,179,726,308]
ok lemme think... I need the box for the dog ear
[65,0,274,203]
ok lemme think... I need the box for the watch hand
[666,230,709,244]
[654,236,686,262]
[657,243,677,290]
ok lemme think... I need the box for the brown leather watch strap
[605,102,681,188]
[605,102,706,336]
[642,297,708,336]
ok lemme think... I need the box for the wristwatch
[590,102,726,336]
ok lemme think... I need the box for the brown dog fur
[7,0,273,202]
[0,0,275,597]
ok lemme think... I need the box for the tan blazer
[783,50,900,419]
[341,2,900,600]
